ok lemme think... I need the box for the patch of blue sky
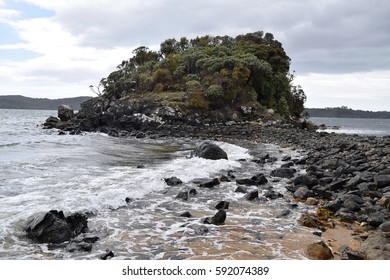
[0,22,21,44]
[4,0,54,19]
[0,48,40,60]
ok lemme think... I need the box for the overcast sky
[1,0,389,110]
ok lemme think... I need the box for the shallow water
[0,109,321,259]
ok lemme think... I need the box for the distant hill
[306,107,390,119]
[0,95,92,111]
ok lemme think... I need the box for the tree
[131,46,158,66]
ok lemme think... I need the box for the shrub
[152,68,172,84]
[186,80,202,93]
[188,92,209,109]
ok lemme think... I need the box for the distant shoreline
[306,107,390,119]
[0,95,92,111]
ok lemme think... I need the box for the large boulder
[192,141,228,160]
[58,105,74,122]
[25,210,88,244]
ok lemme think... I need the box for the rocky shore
[39,102,390,259]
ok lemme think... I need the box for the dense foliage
[98,31,306,118]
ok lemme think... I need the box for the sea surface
[310,117,390,136]
[0,109,323,260]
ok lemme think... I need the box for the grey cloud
[53,0,390,74]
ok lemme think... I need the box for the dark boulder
[175,191,189,201]
[270,168,296,179]
[43,116,60,129]
[66,232,100,252]
[294,175,317,188]
[100,250,115,260]
[203,210,226,225]
[244,190,259,201]
[58,105,74,122]
[164,177,183,186]
[367,211,387,227]
[180,211,192,218]
[327,179,349,191]
[25,210,88,244]
[264,190,283,200]
[192,141,228,160]
[312,186,333,199]
[215,201,230,210]
[235,186,247,193]
[236,173,268,186]
[199,178,220,188]
[294,186,314,200]
[374,175,390,188]
[340,247,365,260]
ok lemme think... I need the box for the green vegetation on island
[91,31,307,120]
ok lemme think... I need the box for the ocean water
[310,117,390,136]
[0,109,320,260]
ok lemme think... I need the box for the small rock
[379,194,390,209]
[136,132,145,138]
[379,221,390,232]
[294,186,314,200]
[203,210,226,225]
[100,250,114,260]
[343,249,365,260]
[189,188,198,195]
[215,201,230,210]
[164,177,183,186]
[264,190,283,200]
[235,186,247,193]
[281,155,291,161]
[195,225,209,235]
[199,178,220,188]
[374,175,390,188]
[175,191,188,201]
[275,209,291,218]
[294,175,317,188]
[270,168,296,179]
[244,190,259,201]
[180,211,192,218]
[307,241,334,260]
[306,197,319,205]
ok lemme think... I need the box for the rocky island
[41,31,389,260]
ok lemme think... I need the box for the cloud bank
[1,0,389,110]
